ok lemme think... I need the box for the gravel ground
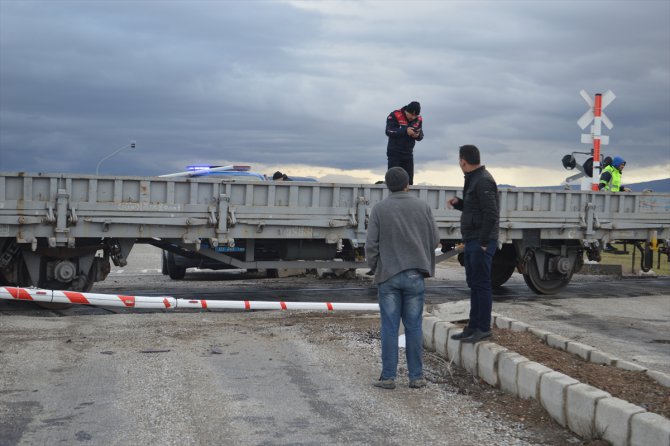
[1,309,583,445]
[3,244,666,445]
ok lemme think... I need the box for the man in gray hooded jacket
[366,167,440,389]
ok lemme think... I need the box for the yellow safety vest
[600,165,622,192]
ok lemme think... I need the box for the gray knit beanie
[385,167,409,192]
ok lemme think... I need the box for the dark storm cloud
[0,0,668,179]
[0,0,322,173]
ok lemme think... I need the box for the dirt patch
[492,327,670,419]
[292,314,604,445]
[422,351,609,446]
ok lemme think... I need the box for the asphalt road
[28,244,670,376]
[1,244,668,445]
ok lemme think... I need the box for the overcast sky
[1,0,668,187]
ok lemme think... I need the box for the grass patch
[599,243,670,276]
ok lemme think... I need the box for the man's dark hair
[405,101,421,115]
[272,171,284,180]
[459,144,480,165]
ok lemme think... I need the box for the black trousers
[387,156,414,185]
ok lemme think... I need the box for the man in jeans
[448,145,500,343]
[366,167,440,389]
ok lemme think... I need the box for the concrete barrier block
[580,263,622,276]
[275,268,306,278]
[446,331,462,366]
[546,334,570,351]
[566,341,595,361]
[477,342,508,387]
[590,350,618,365]
[433,321,456,358]
[539,371,579,427]
[614,360,647,372]
[510,320,530,332]
[422,316,438,351]
[495,316,512,329]
[460,342,479,376]
[528,327,551,341]
[517,362,553,400]
[630,412,670,446]
[498,352,530,396]
[647,370,670,388]
[566,383,611,438]
[595,397,646,446]
[430,301,471,323]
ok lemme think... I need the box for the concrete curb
[422,312,670,446]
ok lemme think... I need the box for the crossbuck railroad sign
[577,89,616,191]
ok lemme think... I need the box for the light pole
[96,141,137,175]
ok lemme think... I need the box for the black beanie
[385,167,409,192]
[405,101,421,114]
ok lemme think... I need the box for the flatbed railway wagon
[1,171,669,296]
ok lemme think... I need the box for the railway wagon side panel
[1,172,669,294]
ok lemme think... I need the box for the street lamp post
[96,141,137,175]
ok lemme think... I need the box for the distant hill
[501,178,670,193]
[627,178,670,193]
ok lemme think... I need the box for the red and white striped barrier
[0,286,380,312]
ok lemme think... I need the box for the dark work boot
[450,326,476,340]
[373,378,396,389]
[461,329,493,344]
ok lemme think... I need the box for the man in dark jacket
[386,101,424,185]
[448,145,500,343]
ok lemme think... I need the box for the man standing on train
[385,101,423,185]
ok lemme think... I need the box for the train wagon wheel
[522,254,572,295]
[161,251,169,275]
[491,244,517,288]
[491,263,516,289]
[36,263,96,310]
[166,252,186,280]
[14,253,100,310]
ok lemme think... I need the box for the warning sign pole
[577,89,615,191]
[592,93,603,191]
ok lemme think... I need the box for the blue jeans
[464,239,496,332]
[377,269,425,380]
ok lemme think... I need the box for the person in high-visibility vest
[598,156,631,192]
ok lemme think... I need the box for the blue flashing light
[186,165,221,171]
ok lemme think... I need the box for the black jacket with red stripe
[385,108,424,158]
